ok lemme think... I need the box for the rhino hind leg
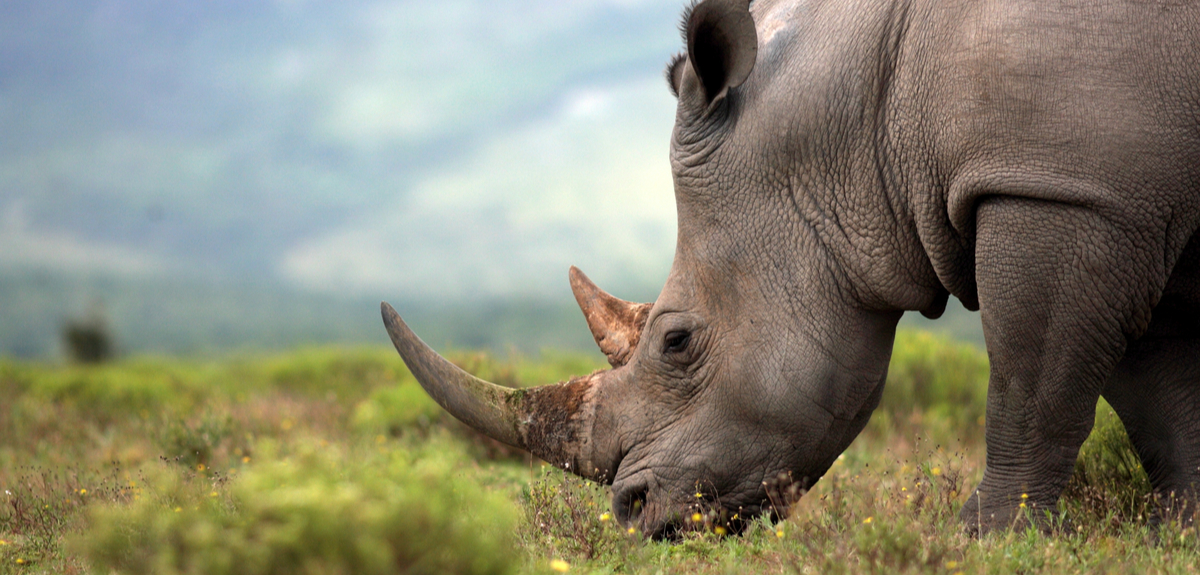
[961,196,1164,534]
[1103,336,1200,523]
[1102,239,1200,523]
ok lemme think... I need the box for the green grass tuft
[1062,400,1154,530]
[74,437,519,575]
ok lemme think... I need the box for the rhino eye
[663,330,691,354]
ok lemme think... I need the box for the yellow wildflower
[627,527,637,535]
[79,488,87,495]
[863,516,873,524]
[775,530,784,538]
[930,467,942,476]
[714,526,727,536]
[691,512,703,523]
[600,513,611,522]
[549,559,571,572]
[946,561,959,569]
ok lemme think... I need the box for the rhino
[382,0,1200,535]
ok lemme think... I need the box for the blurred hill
[0,269,600,358]
[1,267,983,359]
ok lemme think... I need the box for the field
[1,330,1195,574]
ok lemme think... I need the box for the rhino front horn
[569,267,654,368]
[381,302,612,481]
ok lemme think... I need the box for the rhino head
[383,0,924,537]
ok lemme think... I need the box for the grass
[75,437,519,575]
[0,331,1194,574]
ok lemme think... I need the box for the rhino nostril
[613,484,649,526]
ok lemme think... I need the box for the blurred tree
[63,301,114,363]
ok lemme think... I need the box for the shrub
[1062,400,1153,527]
[506,351,606,387]
[1,466,132,565]
[75,438,519,575]
[446,350,606,390]
[63,314,114,364]
[255,347,404,398]
[154,412,237,470]
[519,466,638,573]
[351,382,444,436]
[878,330,990,428]
[22,359,217,424]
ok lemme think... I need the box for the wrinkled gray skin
[383,0,1200,536]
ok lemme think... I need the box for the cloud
[282,78,679,300]
[0,201,170,276]
[0,0,687,294]
[314,0,682,150]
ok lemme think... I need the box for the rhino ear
[569,266,653,368]
[685,0,757,104]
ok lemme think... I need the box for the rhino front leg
[960,196,1162,534]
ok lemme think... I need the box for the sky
[1,0,687,302]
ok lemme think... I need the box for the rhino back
[890,0,1200,305]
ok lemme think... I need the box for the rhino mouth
[616,493,773,540]
[613,469,813,539]
[612,475,697,540]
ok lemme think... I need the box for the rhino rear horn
[685,0,757,104]
[569,267,652,368]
